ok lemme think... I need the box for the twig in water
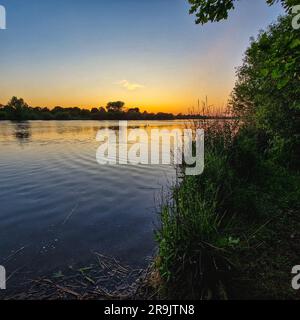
[2,246,27,263]
[6,266,25,283]
[62,204,79,225]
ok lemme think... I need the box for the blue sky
[0,0,284,113]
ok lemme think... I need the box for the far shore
[0,97,235,122]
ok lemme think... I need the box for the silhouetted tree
[7,96,29,120]
[0,97,190,121]
[106,101,125,113]
[128,107,140,113]
[91,108,99,114]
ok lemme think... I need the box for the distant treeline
[0,97,231,121]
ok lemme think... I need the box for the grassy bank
[154,120,300,299]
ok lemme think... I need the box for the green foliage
[231,14,300,168]
[188,0,235,24]
[188,0,297,24]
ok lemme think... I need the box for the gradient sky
[0,0,284,113]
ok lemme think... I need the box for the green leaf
[277,77,289,89]
[271,69,281,79]
[261,69,269,77]
[290,39,300,49]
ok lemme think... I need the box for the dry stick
[15,251,142,300]
[42,279,81,298]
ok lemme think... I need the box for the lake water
[0,120,187,292]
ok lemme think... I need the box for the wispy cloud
[116,80,145,91]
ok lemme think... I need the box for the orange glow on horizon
[1,88,232,115]
[0,96,230,115]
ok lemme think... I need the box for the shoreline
[1,252,156,300]
[0,117,238,122]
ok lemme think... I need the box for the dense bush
[231,15,300,168]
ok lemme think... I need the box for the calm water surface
[0,120,186,289]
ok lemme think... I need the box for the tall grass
[155,115,241,299]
